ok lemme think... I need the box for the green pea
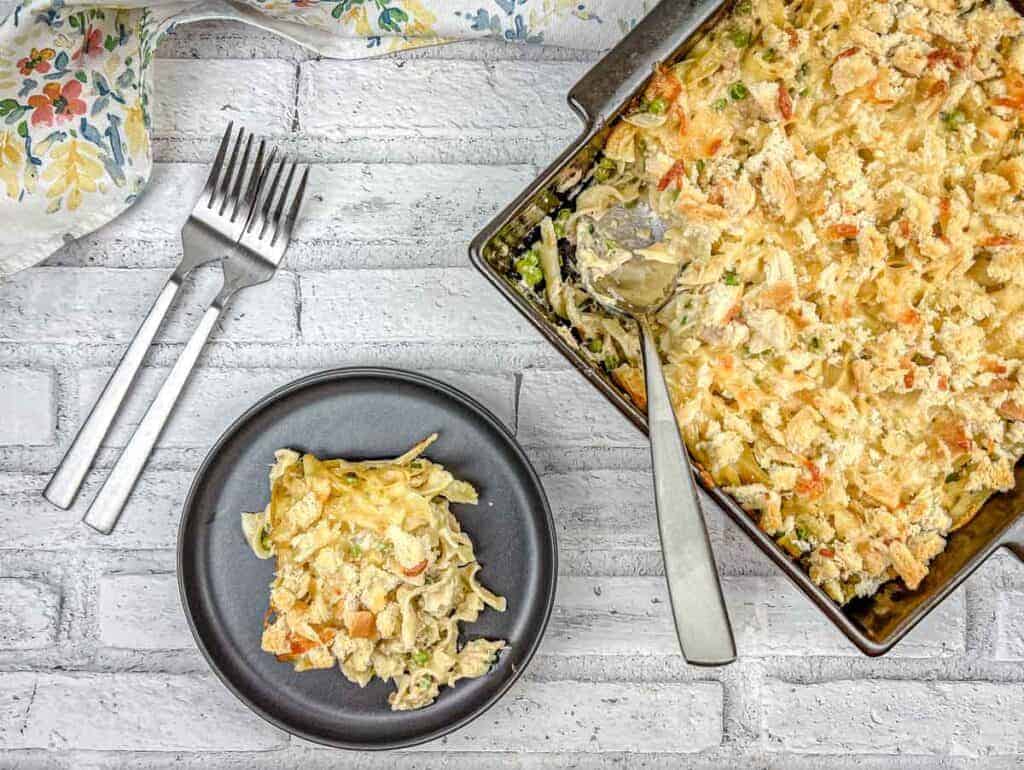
[594,157,616,182]
[729,28,750,48]
[723,269,740,285]
[712,97,728,111]
[349,543,362,557]
[648,97,668,114]
[344,472,359,484]
[555,208,572,223]
[941,109,967,130]
[587,338,603,353]
[516,262,543,287]
[412,650,430,665]
[762,47,778,62]
[259,525,271,552]
[735,0,752,13]
[604,354,621,371]
[728,82,749,101]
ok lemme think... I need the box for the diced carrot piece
[981,358,1007,375]
[657,160,687,191]
[778,85,793,120]
[937,420,972,457]
[999,400,1024,421]
[401,559,428,577]
[981,235,1017,247]
[344,610,377,639]
[645,65,681,103]
[826,223,859,240]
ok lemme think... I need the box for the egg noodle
[513,0,1024,603]
[241,435,506,711]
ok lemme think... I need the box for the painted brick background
[0,16,1021,770]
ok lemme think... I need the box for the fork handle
[641,316,736,666]
[45,278,183,510]
[83,300,224,534]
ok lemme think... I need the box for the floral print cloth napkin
[0,0,652,278]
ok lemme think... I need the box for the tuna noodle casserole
[513,0,1024,603]
[241,436,506,710]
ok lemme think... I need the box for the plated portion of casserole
[241,435,506,710]
[515,0,1024,603]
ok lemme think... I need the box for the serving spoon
[577,204,736,666]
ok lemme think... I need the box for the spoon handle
[640,316,736,666]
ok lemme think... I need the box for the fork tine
[242,151,276,235]
[268,161,298,245]
[214,126,246,214]
[253,158,287,240]
[239,147,276,236]
[235,141,268,224]
[277,165,310,247]
[202,121,234,203]
[227,133,254,220]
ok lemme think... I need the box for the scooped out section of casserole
[513,0,1024,603]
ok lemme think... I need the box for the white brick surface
[0,673,286,751]
[995,589,1024,660]
[0,369,54,445]
[293,163,536,263]
[428,680,722,753]
[300,268,535,344]
[98,573,191,650]
[0,579,60,649]
[297,60,583,162]
[764,679,1024,757]
[0,267,297,344]
[547,576,963,658]
[154,59,296,139]
[4,471,189,550]
[518,369,645,447]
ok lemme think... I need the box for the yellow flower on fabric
[0,130,23,199]
[342,5,373,36]
[123,103,149,159]
[400,0,438,37]
[41,138,104,211]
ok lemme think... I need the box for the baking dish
[469,0,1024,655]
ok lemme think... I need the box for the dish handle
[566,0,728,130]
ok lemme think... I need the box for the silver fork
[44,123,263,510]
[83,155,310,534]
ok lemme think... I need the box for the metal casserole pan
[469,0,1024,655]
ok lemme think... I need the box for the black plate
[177,367,557,750]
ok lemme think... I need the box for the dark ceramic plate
[177,368,557,750]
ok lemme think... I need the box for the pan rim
[176,365,559,751]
